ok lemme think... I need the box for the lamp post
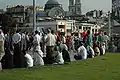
[33,0,36,31]
[108,11,111,37]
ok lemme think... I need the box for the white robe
[33,34,44,66]
[102,45,106,55]
[60,43,68,51]
[0,62,2,70]
[90,47,95,58]
[78,46,87,59]
[25,53,33,67]
[54,51,64,64]
[33,50,44,66]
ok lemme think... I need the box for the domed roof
[46,0,59,5]
[44,0,62,11]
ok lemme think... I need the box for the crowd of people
[0,28,109,70]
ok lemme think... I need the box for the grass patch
[0,53,120,80]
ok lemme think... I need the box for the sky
[0,0,111,14]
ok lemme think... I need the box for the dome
[44,0,61,10]
[46,0,59,5]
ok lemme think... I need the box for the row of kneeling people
[0,41,106,69]
[0,29,106,70]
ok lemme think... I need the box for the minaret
[69,0,75,13]
[69,0,81,15]
[75,0,81,15]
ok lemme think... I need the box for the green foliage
[0,53,120,80]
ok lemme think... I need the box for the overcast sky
[0,0,111,14]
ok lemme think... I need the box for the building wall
[26,20,75,35]
[75,22,101,33]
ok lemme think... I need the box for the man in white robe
[24,53,33,67]
[54,43,64,64]
[33,30,44,66]
[77,42,87,60]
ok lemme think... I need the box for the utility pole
[108,11,111,37]
[33,0,36,31]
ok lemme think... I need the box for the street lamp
[33,0,36,31]
[108,11,111,37]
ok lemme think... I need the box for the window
[79,26,82,29]
[95,29,97,32]
[59,25,65,28]
[67,29,72,32]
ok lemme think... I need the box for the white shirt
[60,43,68,51]
[25,53,33,67]
[33,34,41,52]
[33,34,41,45]
[46,33,56,46]
[78,45,87,59]
[12,33,21,44]
[62,36,66,43]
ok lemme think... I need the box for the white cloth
[54,51,64,64]
[0,33,4,41]
[103,35,109,42]
[62,36,66,43]
[102,45,106,55]
[46,33,56,46]
[90,46,95,58]
[12,33,21,44]
[78,46,87,59]
[25,53,33,67]
[60,43,68,51]
[0,62,2,70]
[87,46,95,58]
[33,34,41,46]
[33,34,43,57]
[33,51,44,66]
[26,35,30,42]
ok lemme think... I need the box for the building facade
[75,22,101,33]
[26,20,76,35]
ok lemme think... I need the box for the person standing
[33,30,44,66]
[45,29,56,64]
[1,30,13,69]
[86,30,93,47]
[0,29,5,70]
[12,30,24,68]
[102,32,109,50]
[25,32,30,51]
